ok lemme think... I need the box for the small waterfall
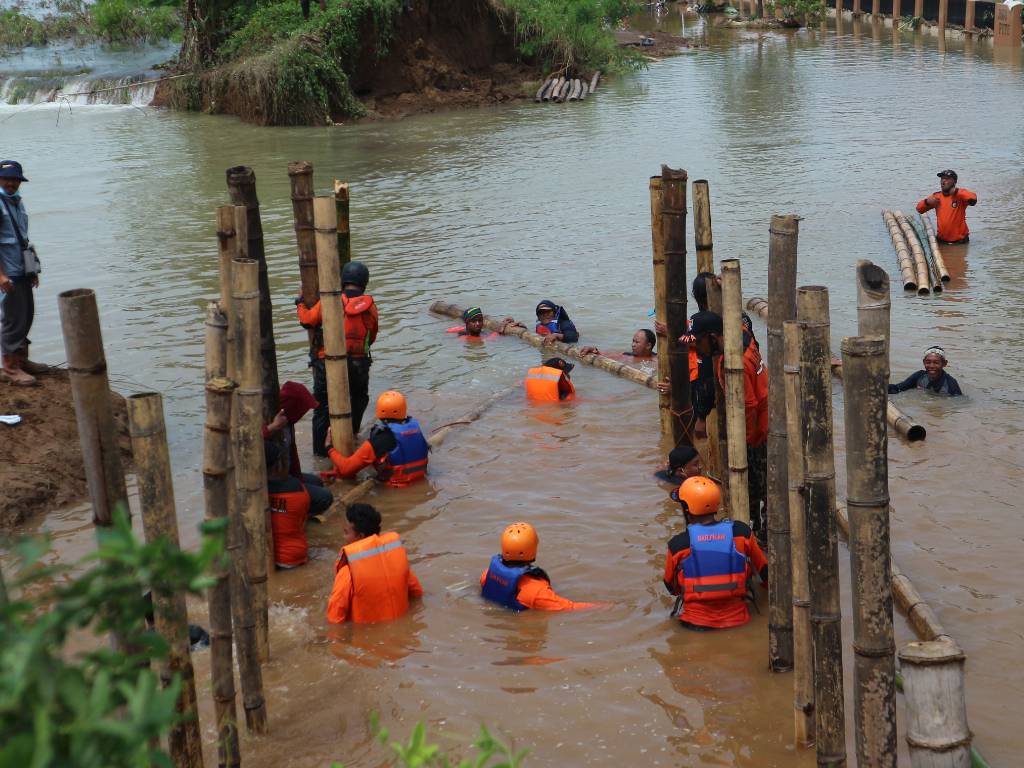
[0,72,159,107]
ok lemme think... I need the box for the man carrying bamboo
[916,170,977,244]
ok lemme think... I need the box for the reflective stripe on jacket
[339,532,412,623]
[525,366,575,402]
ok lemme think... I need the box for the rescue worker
[262,381,333,517]
[445,305,503,339]
[296,260,378,456]
[663,476,768,631]
[326,390,429,486]
[481,522,598,611]
[579,329,656,360]
[654,444,704,483]
[265,440,311,569]
[327,503,423,624]
[534,300,579,345]
[524,357,575,402]
[888,346,963,396]
[916,169,977,244]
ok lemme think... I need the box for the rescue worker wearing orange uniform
[327,503,423,624]
[296,260,378,457]
[663,477,768,631]
[916,169,977,244]
[481,523,598,611]
[524,357,576,402]
[266,440,311,569]
[326,390,429,487]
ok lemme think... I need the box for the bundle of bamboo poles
[907,212,943,293]
[534,71,600,103]
[882,209,918,291]
[894,210,931,295]
[922,214,951,283]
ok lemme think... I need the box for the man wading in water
[917,169,977,244]
[888,346,963,396]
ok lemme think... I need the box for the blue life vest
[677,520,749,603]
[384,417,429,485]
[481,554,547,611]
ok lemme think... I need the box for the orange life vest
[336,532,412,623]
[269,481,311,568]
[296,294,378,359]
[524,366,575,402]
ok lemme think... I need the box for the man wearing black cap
[654,444,704,483]
[916,170,977,244]
[524,357,575,401]
[0,160,46,387]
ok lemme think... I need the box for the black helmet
[341,260,370,289]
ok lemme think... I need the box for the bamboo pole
[908,213,943,293]
[589,72,600,93]
[964,0,975,31]
[428,386,516,448]
[872,0,879,17]
[856,260,891,359]
[288,161,319,357]
[721,259,750,525]
[314,196,356,457]
[534,77,552,101]
[335,180,351,268]
[899,639,972,767]
[231,257,270,666]
[202,304,241,768]
[126,393,204,768]
[785,321,815,748]
[216,205,238,325]
[895,211,930,295]
[226,166,280,423]
[428,302,660,388]
[882,210,918,292]
[706,279,731,512]
[893,0,901,18]
[840,335,897,768]
[660,165,692,448]
[767,215,799,673]
[937,0,948,34]
[922,215,950,282]
[797,285,847,768]
[914,0,923,18]
[58,288,129,526]
[650,176,673,436]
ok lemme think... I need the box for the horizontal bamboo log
[567,79,580,101]
[908,213,943,294]
[429,301,658,389]
[557,80,571,102]
[882,210,918,291]
[535,77,552,102]
[590,71,600,93]
[895,211,931,296]
[578,82,589,100]
[747,296,926,443]
[544,76,561,102]
[922,215,951,283]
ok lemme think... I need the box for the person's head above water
[692,272,717,312]
[689,310,724,357]
[632,329,656,357]
[501,521,539,564]
[462,306,485,336]
[922,346,948,380]
[535,300,558,325]
[668,444,703,479]
[345,503,381,544]
[542,357,574,378]
[670,476,721,522]
[937,169,958,195]
[376,390,407,421]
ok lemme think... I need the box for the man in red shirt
[916,169,977,244]
[663,477,768,631]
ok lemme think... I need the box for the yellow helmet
[375,390,407,420]
[671,476,720,516]
[501,522,539,562]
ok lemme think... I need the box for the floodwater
[2,9,1022,766]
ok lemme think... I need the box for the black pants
[0,275,33,355]
[300,472,334,516]
[311,355,372,457]
[747,442,768,535]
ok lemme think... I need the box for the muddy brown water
[2,10,1022,765]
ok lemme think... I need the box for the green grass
[0,0,181,49]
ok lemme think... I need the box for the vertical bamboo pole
[720,259,750,525]
[893,0,901,19]
[785,321,815,748]
[660,165,692,448]
[288,161,320,357]
[937,0,947,34]
[853,0,861,15]
[898,639,972,767]
[767,215,799,673]
[872,0,879,17]
[692,180,714,274]
[964,0,975,31]
[215,206,238,327]
[232,257,270,666]
[650,176,673,436]
[203,304,241,768]
[856,260,891,367]
[226,166,280,423]
[914,0,923,19]
[798,286,847,768]
[706,278,730,512]
[58,289,128,526]
[335,179,351,267]
[841,336,897,768]
[313,196,356,457]
[126,393,204,768]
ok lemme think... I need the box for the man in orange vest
[481,522,599,611]
[916,169,977,244]
[524,357,576,402]
[327,503,423,624]
[266,440,312,569]
[296,260,379,457]
[663,477,768,631]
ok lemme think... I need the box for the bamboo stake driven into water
[288,161,320,357]
[660,165,692,448]
[126,392,205,768]
[899,639,972,767]
[335,179,351,267]
[721,259,750,525]
[649,176,673,436]
[706,278,731,513]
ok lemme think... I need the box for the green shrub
[899,14,925,30]
[91,0,182,43]
[767,0,826,25]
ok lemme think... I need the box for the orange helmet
[375,390,407,420]
[501,522,539,562]
[671,476,720,516]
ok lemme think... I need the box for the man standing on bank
[916,169,977,245]
[0,161,47,387]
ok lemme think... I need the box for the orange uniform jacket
[663,519,769,629]
[328,439,380,479]
[524,366,576,402]
[478,569,595,611]
[268,477,311,568]
[296,294,379,359]
[327,532,423,623]
[916,188,976,243]
[716,335,768,447]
